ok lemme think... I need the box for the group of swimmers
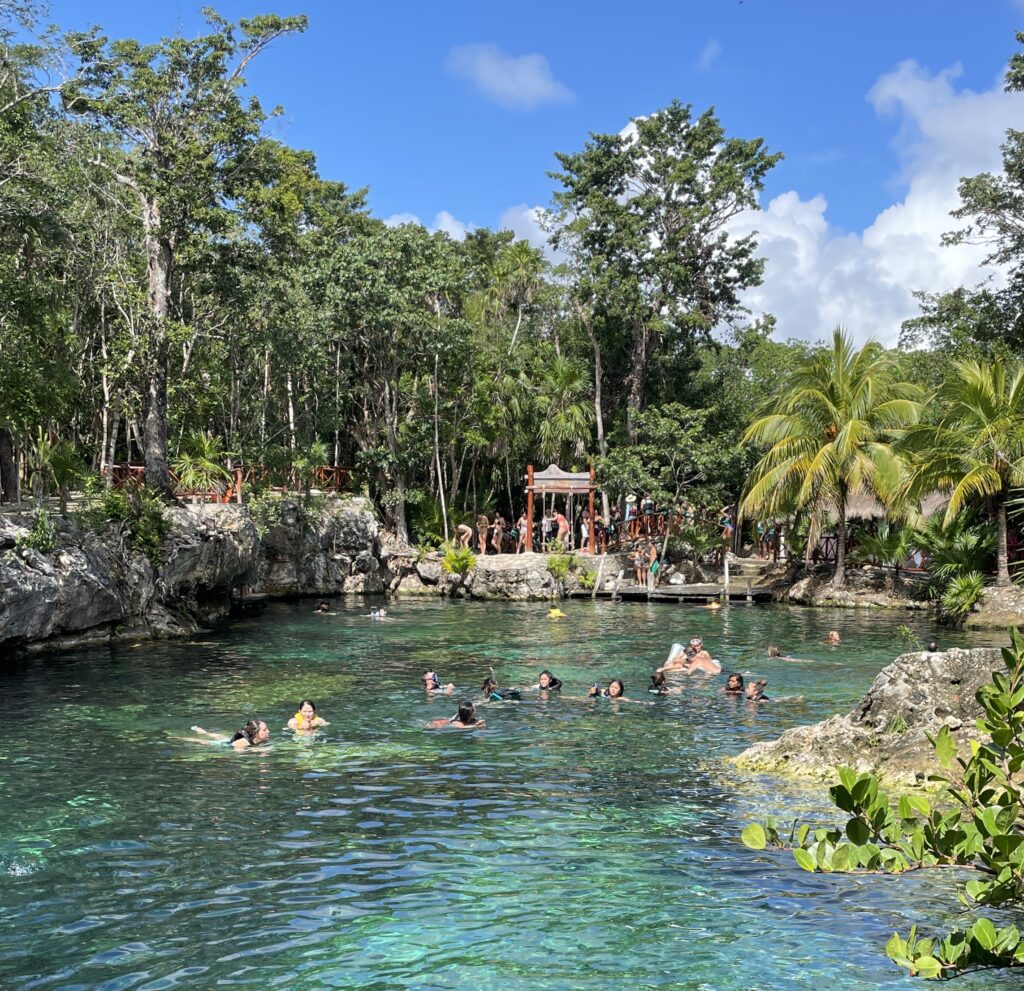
[188,700,328,751]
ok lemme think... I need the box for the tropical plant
[28,430,82,515]
[852,521,914,592]
[741,628,1024,979]
[940,572,986,621]
[741,329,922,588]
[535,356,594,465]
[546,555,571,582]
[912,510,996,585]
[172,432,233,508]
[77,483,169,566]
[441,545,475,578]
[16,507,57,553]
[292,440,329,500]
[900,359,1024,586]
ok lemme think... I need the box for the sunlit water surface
[0,599,1016,990]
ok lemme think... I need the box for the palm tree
[852,521,913,593]
[485,241,545,355]
[741,329,922,588]
[900,359,1024,586]
[535,356,594,465]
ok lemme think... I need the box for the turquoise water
[0,600,1016,990]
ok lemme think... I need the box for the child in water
[426,702,485,729]
[287,700,329,731]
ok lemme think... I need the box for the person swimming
[723,672,745,695]
[481,676,521,701]
[532,670,563,691]
[287,700,329,731]
[746,679,770,702]
[368,607,388,620]
[189,720,270,751]
[423,669,455,694]
[825,630,841,645]
[426,701,485,729]
[588,678,625,699]
[649,672,683,695]
[313,600,331,614]
[767,645,814,663]
[548,607,567,620]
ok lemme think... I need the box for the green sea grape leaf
[741,824,766,850]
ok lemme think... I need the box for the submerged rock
[732,646,1003,786]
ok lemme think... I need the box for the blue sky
[45,0,1024,342]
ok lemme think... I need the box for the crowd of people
[183,621,813,749]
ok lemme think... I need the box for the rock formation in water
[732,646,1003,786]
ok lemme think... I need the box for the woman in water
[722,672,745,695]
[287,700,329,732]
[481,676,521,701]
[746,679,770,702]
[426,701,485,729]
[588,678,625,699]
[529,670,563,692]
[825,630,841,646]
[649,672,683,695]
[423,670,455,695]
[189,720,270,751]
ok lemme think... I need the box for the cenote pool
[0,600,1017,990]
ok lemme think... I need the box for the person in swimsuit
[481,676,521,701]
[313,600,331,614]
[189,720,270,751]
[554,510,570,546]
[588,678,625,699]
[426,701,486,729]
[287,700,329,731]
[722,672,745,695]
[686,639,721,675]
[767,645,813,663]
[746,679,770,702]
[456,523,473,549]
[530,670,563,691]
[423,670,455,695]
[476,513,490,555]
[825,630,841,646]
[491,513,506,554]
[515,511,529,553]
[649,672,683,695]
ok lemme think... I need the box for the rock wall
[732,646,1003,786]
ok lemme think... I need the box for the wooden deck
[570,581,773,604]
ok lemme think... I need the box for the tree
[62,11,306,493]
[549,100,781,445]
[900,359,1024,587]
[741,329,922,588]
[851,521,913,593]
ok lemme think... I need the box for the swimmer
[704,601,722,610]
[686,638,721,674]
[423,669,455,695]
[367,606,388,620]
[722,672,745,695]
[313,600,331,614]
[649,672,683,695]
[588,678,625,699]
[287,699,329,732]
[481,676,521,702]
[825,630,841,646]
[189,720,270,751]
[658,641,692,672]
[548,607,567,620]
[529,670,563,692]
[426,701,486,729]
[767,645,814,663]
[455,522,473,549]
[746,679,770,702]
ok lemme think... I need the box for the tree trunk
[433,353,449,542]
[833,495,848,588]
[996,495,1012,586]
[580,304,611,519]
[624,318,652,444]
[142,196,173,495]
[0,427,17,503]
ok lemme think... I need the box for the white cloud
[697,39,722,71]
[498,203,549,249]
[733,59,1023,345]
[445,43,574,110]
[383,210,474,240]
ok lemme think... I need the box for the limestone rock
[466,552,556,601]
[732,646,1003,785]
[969,584,1024,629]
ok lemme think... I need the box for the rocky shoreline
[731,645,1002,787]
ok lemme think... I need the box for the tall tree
[549,101,781,444]
[741,329,922,588]
[901,359,1024,587]
[62,11,306,493]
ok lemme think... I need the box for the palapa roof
[826,489,950,521]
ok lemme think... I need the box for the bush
[740,628,1024,980]
[546,555,570,582]
[16,509,58,554]
[578,568,598,590]
[940,571,985,620]
[77,484,169,566]
[441,546,475,578]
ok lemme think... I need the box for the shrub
[940,571,985,621]
[77,484,169,567]
[578,568,598,591]
[740,628,1024,980]
[441,546,475,578]
[546,555,570,582]
[16,509,58,554]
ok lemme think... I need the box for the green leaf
[793,848,816,872]
[846,817,870,846]
[912,956,942,979]
[741,823,766,850]
[931,724,957,769]
[970,917,997,950]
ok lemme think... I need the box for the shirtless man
[687,637,721,674]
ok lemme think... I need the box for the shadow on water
[0,599,1015,990]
